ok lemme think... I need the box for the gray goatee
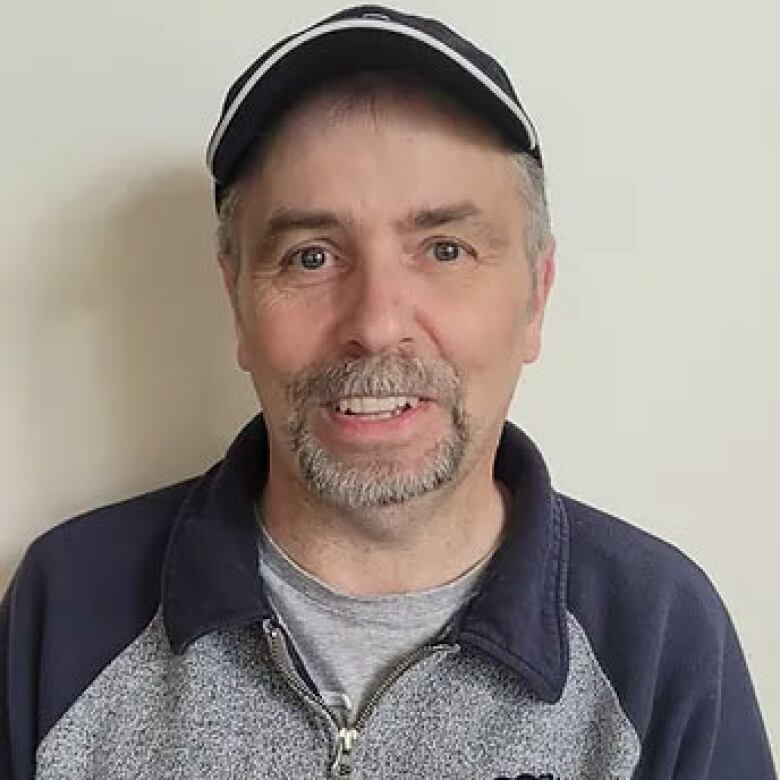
[284,355,468,509]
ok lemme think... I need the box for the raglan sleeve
[682,610,776,778]
[564,498,775,778]
[0,576,11,780]
[1,550,45,780]
[635,589,776,779]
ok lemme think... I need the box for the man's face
[222,88,554,511]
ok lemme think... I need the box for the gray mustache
[286,355,460,407]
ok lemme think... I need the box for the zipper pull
[330,727,358,777]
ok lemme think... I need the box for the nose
[336,249,416,357]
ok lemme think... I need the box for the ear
[217,254,251,372]
[522,237,556,364]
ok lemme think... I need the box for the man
[1,5,775,778]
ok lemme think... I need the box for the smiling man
[1,5,775,780]
[218,74,551,600]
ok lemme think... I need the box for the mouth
[330,395,423,420]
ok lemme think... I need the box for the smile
[332,396,422,419]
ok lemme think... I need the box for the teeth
[334,396,421,415]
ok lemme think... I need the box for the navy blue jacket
[1,418,775,778]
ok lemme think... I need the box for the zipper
[331,727,358,777]
[264,621,356,778]
[350,641,453,733]
[329,641,453,777]
[263,620,336,721]
[263,619,455,778]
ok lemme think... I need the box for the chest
[35,613,639,779]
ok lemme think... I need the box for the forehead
[236,82,523,228]
[277,74,508,143]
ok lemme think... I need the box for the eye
[289,245,331,271]
[427,239,474,264]
[432,241,461,262]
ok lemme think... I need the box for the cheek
[427,276,529,438]
[427,275,528,379]
[237,285,337,385]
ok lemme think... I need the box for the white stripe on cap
[206,17,538,176]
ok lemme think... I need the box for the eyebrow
[406,201,509,252]
[252,200,496,257]
[247,208,345,261]
[405,201,483,230]
[262,201,482,237]
[262,208,342,240]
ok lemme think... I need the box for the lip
[317,399,436,445]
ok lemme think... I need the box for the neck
[261,457,507,596]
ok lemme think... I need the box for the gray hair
[216,186,241,269]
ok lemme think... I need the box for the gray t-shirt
[259,526,490,724]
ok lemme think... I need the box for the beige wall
[2,0,777,753]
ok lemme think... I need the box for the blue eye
[293,246,329,270]
[431,241,462,262]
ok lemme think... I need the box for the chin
[294,434,466,511]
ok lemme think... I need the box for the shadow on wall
[6,163,256,585]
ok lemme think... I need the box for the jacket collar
[453,423,569,702]
[162,416,569,703]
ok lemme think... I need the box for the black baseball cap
[206,5,542,209]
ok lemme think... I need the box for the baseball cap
[206,4,542,208]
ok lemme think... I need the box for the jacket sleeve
[1,554,42,780]
[675,614,775,778]
[632,593,776,778]
[1,490,178,780]
[1,574,14,780]
[563,497,775,779]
